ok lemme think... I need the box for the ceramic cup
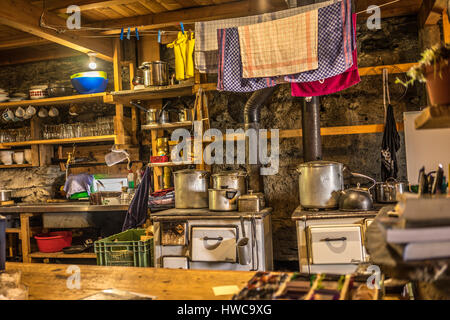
[48,107,59,117]
[26,105,36,116]
[38,108,48,118]
[15,107,25,118]
[2,109,14,121]
[0,151,13,165]
[24,149,32,164]
[13,151,24,165]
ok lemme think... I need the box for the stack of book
[377,195,450,262]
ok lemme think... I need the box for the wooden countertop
[5,262,255,300]
[0,203,129,213]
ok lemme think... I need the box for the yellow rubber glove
[186,32,195,79]
[167,32,188,81]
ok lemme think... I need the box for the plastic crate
[94,229,153,267]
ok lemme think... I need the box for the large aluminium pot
[139,61,169,87]
[173,169,210,208]
[296,161,344,209]
[211,170,247,195]
[375,177,408,203]
[208,188,240,211]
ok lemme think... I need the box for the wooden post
[20,213,32,263]
[30,117,40,167]
[113,39,126,145]
[139,37,164,191]
[443,9,450,45]
[129,61,138,145]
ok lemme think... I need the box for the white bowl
[24,149,32,164]
[0,151,13,165]
[13,151,24,164]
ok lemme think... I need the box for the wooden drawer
[190,226,237,263]
[162,256,189,269]
[307,224,364,265]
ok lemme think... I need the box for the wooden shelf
[0,135,117,149]
[105,82,196,105]
[359,63,416,76]
[149,161,194,167]
[142,121,193,130]
[6,228,20,234]
[414,105,450,129]
[30,251,97,259]
[0,163,33,168]
[0,93,108,109]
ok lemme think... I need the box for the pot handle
[226,190,241,204]
[351,172,376,191]
[386,177,398,183]
[199,172,210,179]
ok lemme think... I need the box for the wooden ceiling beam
[0,0,114,61]
[418,0,447,26]
[0,46,82,66]
[88,0,287,35]
[0,37,50,50]
[53,0,141,13]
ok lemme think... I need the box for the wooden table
[6,262,255,300]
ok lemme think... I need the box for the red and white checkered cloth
[238,10,319,78]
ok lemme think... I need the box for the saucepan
[375,177,409,203]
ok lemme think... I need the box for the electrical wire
[355,0,400,15]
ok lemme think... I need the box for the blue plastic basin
[71,76,108,94]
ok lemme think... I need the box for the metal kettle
[339,173,376,211]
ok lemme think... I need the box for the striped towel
[217,27,277,92]
[238,10,319,78]
[195,0,336,73]
[285,0,352,83]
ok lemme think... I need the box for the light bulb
[87,52,97,70]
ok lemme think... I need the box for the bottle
[127,170,135,190]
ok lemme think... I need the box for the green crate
[94,229,153,267]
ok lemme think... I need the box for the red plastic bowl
[34,231,72,253]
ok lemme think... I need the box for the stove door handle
[320,237,347,242]
[203,236,223,241]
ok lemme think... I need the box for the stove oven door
[190,226,238,263]
[307,224,364,265]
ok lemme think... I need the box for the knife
[432,164,444,194]
[418,166,426,196]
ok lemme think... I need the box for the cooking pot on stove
[296,161,344,209]
[208,188,240,211]
[375,177,409,203]
[339,173,376,211]
[173,169,210,209]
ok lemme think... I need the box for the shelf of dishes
[41,117,114,140]
[0,135,117,148]
[0,149,33,166]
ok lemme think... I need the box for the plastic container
[34,231,72,253]
[70,71,108,94]
[94,229,153,267]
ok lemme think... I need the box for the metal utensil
[0,190,12,202]
[237,216,251,265]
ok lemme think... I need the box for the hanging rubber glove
[186,32,195,79]
[167,31,188,81]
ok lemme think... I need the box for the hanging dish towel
[285,0,352,83]
[167,31,188,81]
[381,73,400,181]
[122,167,152,231]
[291,13,359,97]
[238,10,319,78]
[217,27,277,92]
[195,0,336,73]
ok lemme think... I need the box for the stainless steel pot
[211,170,247,196]
[339,173,376,211]
[296,161,344,209]
[146,109,158,124]
[139,61,169,86]
[208,188,240,211]
[173,169,210,208]
[375,178,408,203]
[0,190,12,202]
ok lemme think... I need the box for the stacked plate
[0,89,9,102]
[9,92,27,102]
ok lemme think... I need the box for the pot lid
[297,160,343,168]
[212,170,247,177]
[239,190,264,200]
[173,169,209,175]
